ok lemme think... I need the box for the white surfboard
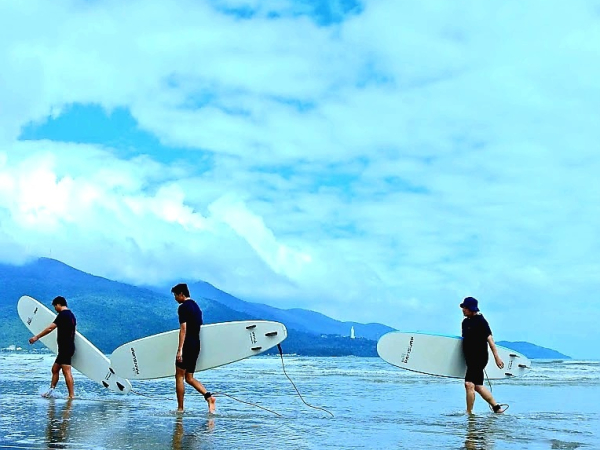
[377,331,531,379]
[17,295,132,394]
[110,320,288,379]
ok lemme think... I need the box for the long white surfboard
[377,331,531,379]
[110,320,288,379]
[18,295,132,394]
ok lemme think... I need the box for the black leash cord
[483,369,509,413]
[213,391,283,417]
[131,389,283,417]
[131,345,336,419]
[277,344,334,418]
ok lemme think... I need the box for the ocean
[0,351,598,449]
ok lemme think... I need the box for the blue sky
[1,0,599,359]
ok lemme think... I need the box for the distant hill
[497,341,571,360]
[0,258,257,353]
[0,258,383,356]
[0,258,570,359]
[187,281,394,341]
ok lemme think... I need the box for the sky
[1,0,599,359]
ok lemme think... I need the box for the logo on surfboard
[130,347,140,375]
[401,336,414,364]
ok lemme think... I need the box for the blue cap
[460,297,479,312]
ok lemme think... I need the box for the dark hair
[51,296,67,307]
[171,283,190,297]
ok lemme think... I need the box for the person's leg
[50,362,60,388]
[175,367,186,412]
[464,365,482,414]
[474,385,505,413]
[42,362,61,397]
[184,372,216,413]
[61,365,75,398]
[474,384,496,405]
[464,381,476,414]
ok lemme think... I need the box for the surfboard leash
[130,388,284,417]
[483,369,510,413]
[128,345,335,419]
[276,344,334,418]
[484,369,494,393]
[211,391,283,417]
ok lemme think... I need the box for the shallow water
[1,352,598,449]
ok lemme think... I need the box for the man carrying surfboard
[28,296,76,398]
[460,297,506,414]
[171,283,216,413]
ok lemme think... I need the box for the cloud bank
[1,0,599,357]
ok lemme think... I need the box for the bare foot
[207,396,216,414]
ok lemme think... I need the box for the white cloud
[1,0,600,358]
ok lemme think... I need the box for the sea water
[0,351,598,449]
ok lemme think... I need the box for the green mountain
[0,258,571,359]
[188,280,393,341]
[0,258,381,356]
[0,258,256,352]
[497,341,570,360]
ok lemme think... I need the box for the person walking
[29,296,76,398]
[171,283,216,413]
[460,296,507,414]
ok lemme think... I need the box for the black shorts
[465,363,486,386]
[55,348,74,366]
[175,343,200,373]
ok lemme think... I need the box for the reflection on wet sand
[45,398,73,448]
[171,415,215,450]
[464,414,498,450]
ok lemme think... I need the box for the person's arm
[176,322,187,362]
[487,334,504,369]
[29,323,57,344]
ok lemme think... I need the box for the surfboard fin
[265,331,278,337]
[109,367,115,374]
[504,372,514,377]
[518,364,528,368]
[251,346,262,351]
[102,381,110,388]
[117,382,125,391]
[246,325,257,330]
[509,353,518,357]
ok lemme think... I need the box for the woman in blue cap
[460,297,506,413]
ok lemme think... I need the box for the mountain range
[0,258,570,359]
